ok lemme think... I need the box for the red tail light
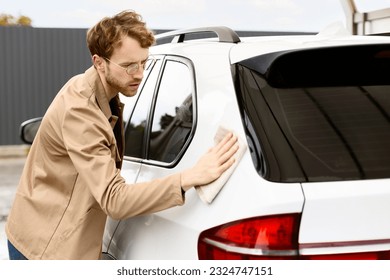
[198,213,390,260]
[198,213,301,260]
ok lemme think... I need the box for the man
[6,10,238,260]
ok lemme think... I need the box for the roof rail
[155,26,241,44]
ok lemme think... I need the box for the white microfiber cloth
[195,126,247,204]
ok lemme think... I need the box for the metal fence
[0,26,91,145]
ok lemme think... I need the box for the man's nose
[132,67,144,80]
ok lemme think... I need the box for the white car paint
[300,179,390,255]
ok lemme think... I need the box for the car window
[236,65,390,183]
[124,59,162,158]
[148,59,194,163]
[123,57,195,164]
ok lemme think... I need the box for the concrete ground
[0,146,28,260]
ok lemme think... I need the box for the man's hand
[181,132,239,191]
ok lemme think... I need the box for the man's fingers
[215,133,237,156]
[214,132,234,152]
[218,142,239,166]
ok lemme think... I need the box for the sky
[1,0,390,32]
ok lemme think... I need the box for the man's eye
[128,63,138,69]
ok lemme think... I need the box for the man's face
[104,36,149,99]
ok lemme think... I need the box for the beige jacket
[6,67,184,260]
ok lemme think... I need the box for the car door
[102,55,165,253]
[103,55,198,259]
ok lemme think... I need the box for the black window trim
[122,55,163,163]
[123,55,198,168]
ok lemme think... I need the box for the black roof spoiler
[239,44,390,88]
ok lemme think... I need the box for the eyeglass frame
[103,56,155,75]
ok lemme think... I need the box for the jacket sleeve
[62,101,184,220]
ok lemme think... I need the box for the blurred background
[2,0,390,31]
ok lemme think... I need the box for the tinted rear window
[235,45,390,183]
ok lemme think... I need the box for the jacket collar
[84,66,123,129]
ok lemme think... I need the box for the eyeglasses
[104,56,154,75]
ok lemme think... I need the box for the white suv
[23,26,390,260]
[99,26,390,260]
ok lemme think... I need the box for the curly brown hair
[86,10,155,58]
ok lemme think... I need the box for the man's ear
[92,55,105,71]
